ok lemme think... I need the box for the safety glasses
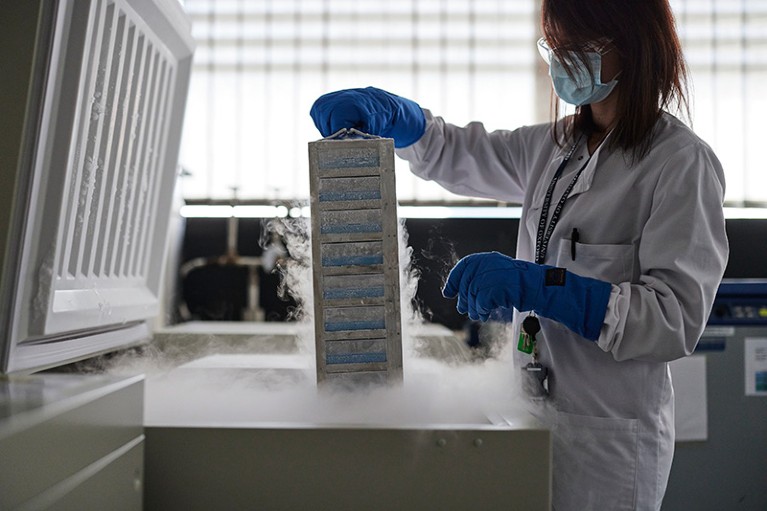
[537,37,612,65]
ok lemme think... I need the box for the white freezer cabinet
[0,374,145,511]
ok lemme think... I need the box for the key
[517,315,540,354]
[522,315,540,336]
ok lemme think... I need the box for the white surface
[178,353,311,370]
[669,355,708,441]
[0,373,144,511]
[154,320,306,336]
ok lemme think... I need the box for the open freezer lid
[0,0,194,373]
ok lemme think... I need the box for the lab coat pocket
[556,240,635,284]
[552,411,638,511]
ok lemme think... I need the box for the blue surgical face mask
[538,38,619,106]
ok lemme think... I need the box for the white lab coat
[396,110,729,510]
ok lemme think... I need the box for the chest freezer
[140,331,551,511]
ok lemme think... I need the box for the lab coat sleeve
[395,109,535,203]
[598,142,729,362]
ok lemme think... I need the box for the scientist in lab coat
[310,0,728,509]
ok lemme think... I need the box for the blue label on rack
[319,190,382,201]
[320,223,382,234]
[324,319,386,332]
[326,352,387,365]
[321,255,383,267]
[324,287,385,299]
[318,148,380,169]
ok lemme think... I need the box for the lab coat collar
[558,130,615,199]
[531,129,615,208]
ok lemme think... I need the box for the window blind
[179,0,539,203]
[178,0,767,206]
[671,0,767,206]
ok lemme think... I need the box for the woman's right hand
[309,87,426,148]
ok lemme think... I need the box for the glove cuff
[581,278,612,341]
[379,90,425,148]
[534,267,611,341]
[393,99,426,148]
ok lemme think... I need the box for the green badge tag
[518,315,540,354]
[518,332,534,354]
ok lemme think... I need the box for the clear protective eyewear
[537,37,612,65]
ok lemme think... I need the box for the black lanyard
[534,138,589,265]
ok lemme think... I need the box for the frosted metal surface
[309,135,403,385]
[49,0,180,332]
[0,0,194,373]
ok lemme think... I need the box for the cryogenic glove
[442,252,612,341]
[310,87,426,148]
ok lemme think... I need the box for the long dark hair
[542,0,690,162]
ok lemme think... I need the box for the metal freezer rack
[308,131,403,386]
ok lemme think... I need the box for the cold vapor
[98,214,525,427]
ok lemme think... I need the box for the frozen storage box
[309,131,404,386]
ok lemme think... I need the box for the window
[178,0,767,206]
[671,0,767,206]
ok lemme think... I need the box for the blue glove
[310,87,426,148]
[442,252,612,341]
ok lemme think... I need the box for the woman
[310,0,728,509]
